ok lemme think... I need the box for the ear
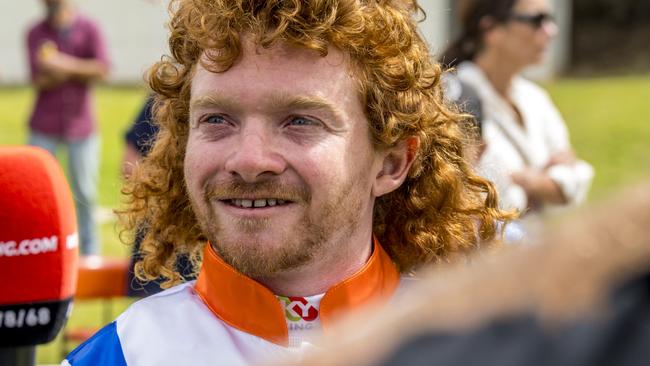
[372,136,419,197]
[479,15,502,46]
[479,15,496,32]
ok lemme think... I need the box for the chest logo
[278,296,318,322]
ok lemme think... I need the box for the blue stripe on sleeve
[63,321,127,366]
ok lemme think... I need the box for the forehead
[513,0,551,13]
[190,40,359,106]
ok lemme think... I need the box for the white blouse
[457,62,594,215]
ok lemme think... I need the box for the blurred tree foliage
[571,0,650,75]
[574,0,650,24]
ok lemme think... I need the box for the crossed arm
[34,52,108,90]
[511,150,577,207]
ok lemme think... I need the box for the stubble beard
[191,178,362,280]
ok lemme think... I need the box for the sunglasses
[509,12,555,29]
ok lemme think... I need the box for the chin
[213,232,316,278]
[219,230,285,248]
[538,48,551,61]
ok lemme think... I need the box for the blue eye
[205,115,226,124]
[289,117,315,126]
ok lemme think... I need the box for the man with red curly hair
[64,0,509,365]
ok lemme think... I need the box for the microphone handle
[0,346,36,366]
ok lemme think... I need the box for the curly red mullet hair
[120,0,513,286]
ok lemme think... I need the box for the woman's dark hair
[441,0,518,69]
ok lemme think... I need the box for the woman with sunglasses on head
[443,0,594,233]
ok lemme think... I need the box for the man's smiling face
[184,40,384,278]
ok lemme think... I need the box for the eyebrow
[190,94,241,115]
[190,92,346,125]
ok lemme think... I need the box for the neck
[255,229,374,297]
[47,6,74,30]
[474,49,522,98]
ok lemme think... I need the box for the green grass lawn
[0,86,146,255]
[1,75,649,363]
[545,75,650,199]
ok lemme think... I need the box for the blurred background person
[25,0,110,255]
[121,95,156,178]
[121,95,195,297]
[122,95,159,297]
[444,72,526,244]
[442,0,594,234]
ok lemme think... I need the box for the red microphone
[0,146,78,351]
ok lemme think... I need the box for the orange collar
[193,239,400,346]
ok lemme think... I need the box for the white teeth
[231,198,287,208]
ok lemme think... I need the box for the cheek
[309,141,375,194]
[535,32,550,46]
[184,139,216,195]
[348,134,379,177]
[291,145,350,197]
[183,152,201,199]
[508,35,532,59]
[297,153,339,188]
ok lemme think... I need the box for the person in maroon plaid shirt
[26,0,110,255]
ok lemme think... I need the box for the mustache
[203,177,311,203]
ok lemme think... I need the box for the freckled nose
[224,126,286,182]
